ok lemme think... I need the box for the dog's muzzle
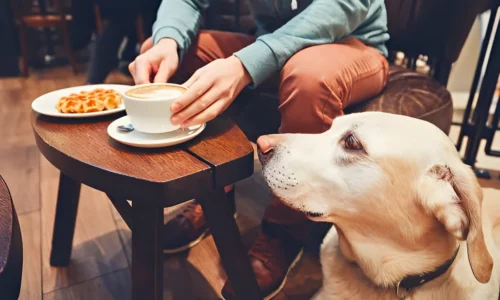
[258,148,274,167]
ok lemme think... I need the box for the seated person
[129,0,390,298]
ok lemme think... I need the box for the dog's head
[258,112,492,283]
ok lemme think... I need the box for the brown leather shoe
[163,188,236,254]
[221,222,304,300]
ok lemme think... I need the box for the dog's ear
[418,164,492,283]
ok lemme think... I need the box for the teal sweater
[153,0,389,87]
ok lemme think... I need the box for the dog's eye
[344,134,363,151]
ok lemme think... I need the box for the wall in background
[448,9,499,114]
[447,18,481,94]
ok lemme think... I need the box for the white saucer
[107,116,206,148]
[32,84,130,118]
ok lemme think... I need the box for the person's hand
[170,56,252,128]
[139,36,154,54]
[128,38,179,84]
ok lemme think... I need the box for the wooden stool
[0,176,23,300]
[10,0,78,76]
[32,112,261,300]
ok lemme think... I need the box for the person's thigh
[278,37,389,134]
[173,30,256,83]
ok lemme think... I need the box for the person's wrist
[230,55,252,87]
[158,38,178,51]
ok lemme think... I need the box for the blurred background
[0,0,494,119]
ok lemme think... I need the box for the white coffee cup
[122,83,187,134]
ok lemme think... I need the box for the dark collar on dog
[395,246,460,299]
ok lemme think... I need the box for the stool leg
[50,172,81,266]
[17,23,30,77]
[132,199,163,300]
[199,189,261,300]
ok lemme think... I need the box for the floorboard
[18,211,42,300]
[0,146,40,214]
[40,156,129,294]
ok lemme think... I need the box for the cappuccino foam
[126,85,185,99]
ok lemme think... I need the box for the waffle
[56,88,122,113]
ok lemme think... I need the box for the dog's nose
[257,135,284,165]
[257,135,283,153]
[257,136,274,154]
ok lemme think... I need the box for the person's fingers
[134,56,152,84]
[128,61,136,78]
[153,59,174,83]
[171,76,213,113]
[180,100,226,128]
[182,69,202,88]
[140,37,154,54]
[170,87,220,125]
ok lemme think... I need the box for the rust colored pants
[175,30,389,240]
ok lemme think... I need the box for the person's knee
[281,55,324,100]
[280,49,348,103]
[278,49,347,133]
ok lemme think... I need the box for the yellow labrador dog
[256,112,499,299]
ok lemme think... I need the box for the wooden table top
[31,112,254,205]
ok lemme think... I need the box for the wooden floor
[1,66,500,300]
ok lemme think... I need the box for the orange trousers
[174,30,389,239]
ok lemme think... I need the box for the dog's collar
[395,246,460,299]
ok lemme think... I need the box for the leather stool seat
[346,65,453,133]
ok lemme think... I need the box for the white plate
[31,84,131,118]
[107,116,206,148]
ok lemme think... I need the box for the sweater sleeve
[234,0,372,87]
[152,0,209,62]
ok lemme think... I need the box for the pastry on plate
[56,88,122,113]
